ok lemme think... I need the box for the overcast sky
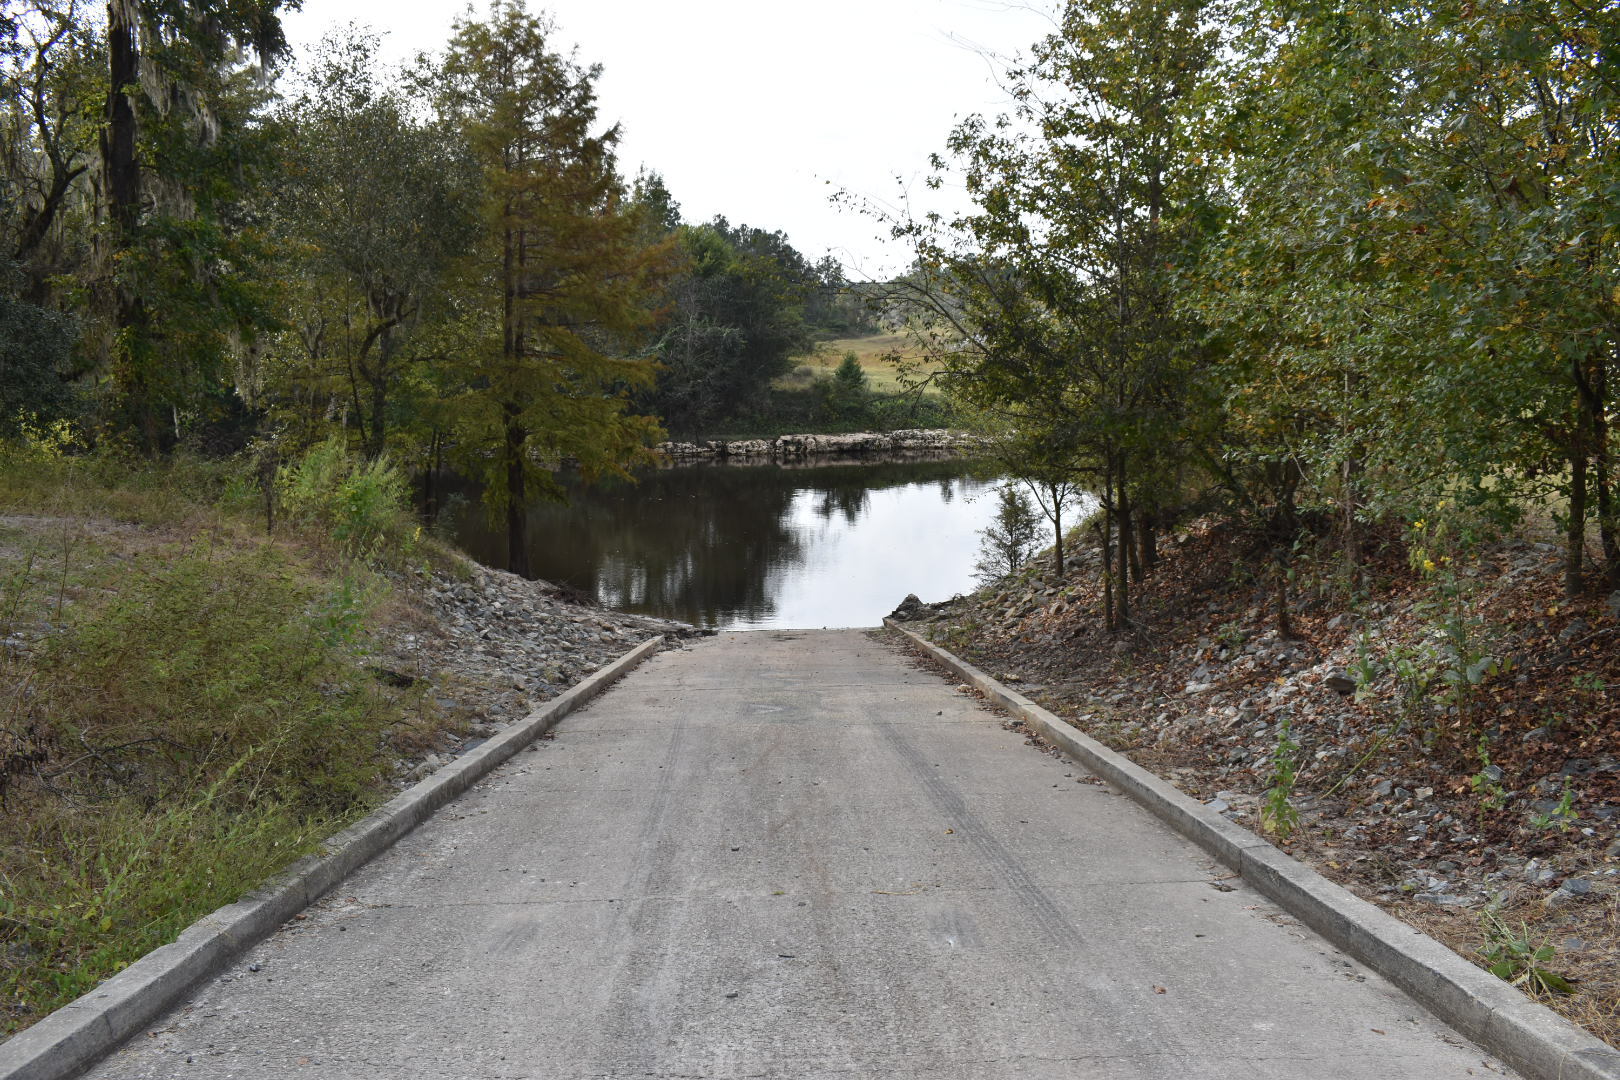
[281,1,1055,277]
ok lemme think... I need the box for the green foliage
[1469,737,1509,813]
[817,351,872,424]
[648,217,816,436]
[1261,718,1302,839]
[1,537,418,1029]
[976,483,1045,584]
[436,0,670,574]
[1478,907,1575,995]
[276,437,415,559]
[1530,782,1580,832]
[265,27,482,459]
[0,261,78,436]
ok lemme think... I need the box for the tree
[645,215,813,436]
[894,0,1218,630]
[1,1,100,307]
[98,0,295,450]
[0,256,77,433]
[976,482,1045,584]
[823,351,870,422]
[270,27,481,459]
[1204,0,1620,594]
[438,0,672,576]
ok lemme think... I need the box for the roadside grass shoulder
[0,445,455,1037]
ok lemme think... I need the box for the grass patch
[783,333,941,395]
[0,444,449,1036]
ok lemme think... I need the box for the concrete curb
[885,619,1620,1080]
[0,635,665,1080]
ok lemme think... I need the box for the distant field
[777,334,943,395]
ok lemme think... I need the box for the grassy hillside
[0,446,456,1036]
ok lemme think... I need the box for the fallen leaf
[1153,985,1167,994]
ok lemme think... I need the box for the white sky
[281,0,1056,278]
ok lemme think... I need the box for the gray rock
[1322,673,1357,696]
[889,593,928,621]
[1558,618,1589,643]
[1558,877,1592,896]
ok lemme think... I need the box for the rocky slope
[372,561,702,783]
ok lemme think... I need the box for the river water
[446,457,1004,630]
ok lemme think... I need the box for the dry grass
[0,448,459,1037]
[779,334,942,395]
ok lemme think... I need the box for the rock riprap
[375,561,700,782]
[657,428,986,461]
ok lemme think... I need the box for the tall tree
[1205,0,1620,593]
[98,0,295,450]
[648,217,814,435]
[898,0,1218,630]
[438,0,672,576]
[2,1,100,306]
[270,27,480,459]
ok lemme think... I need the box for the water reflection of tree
[444,457,994,628]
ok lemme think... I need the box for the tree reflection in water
[445,457,1000,629]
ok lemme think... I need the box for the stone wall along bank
[656,429,986,461]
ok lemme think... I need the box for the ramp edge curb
[886,618,1620,1080]
[0,634,665,1080]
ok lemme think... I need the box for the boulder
[889,593,927,621]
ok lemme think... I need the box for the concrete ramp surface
[84,630,1511,1079]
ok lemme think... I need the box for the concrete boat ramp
[76,630,1512,1078]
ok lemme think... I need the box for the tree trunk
[104,0,139,239]
[1567,440,1587,600]
[1274,562,1294,640]
[1098,473,1115,633]
[1050,482,1065,578]
[366,371,388,461]
[504,404,529,578]
[1590,357,1617,589]
[1116,461,1132,627]
[422,430,441,524]
[1341,451,1364,584]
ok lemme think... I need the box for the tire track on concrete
[870,714,1208,1073]
[586,692,693,1075]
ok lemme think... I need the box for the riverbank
[656,427,987,461]
[0,451,699,1039]
[891,518,1620,1046]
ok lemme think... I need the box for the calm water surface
[447,458,1002,630]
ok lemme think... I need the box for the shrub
[976,483,1045,584]
[277,438,415,558]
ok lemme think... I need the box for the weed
[1214,620,1247,650]
[276,438,415,561]
[1572,672,1608,694]
[1261,718,1302,839]
[1478,906,1574,995]
[1530,782,1579,832]
[1468,736,1509,813]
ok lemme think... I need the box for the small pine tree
[975,483,1045,584]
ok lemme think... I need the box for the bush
[277,438,415,558]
